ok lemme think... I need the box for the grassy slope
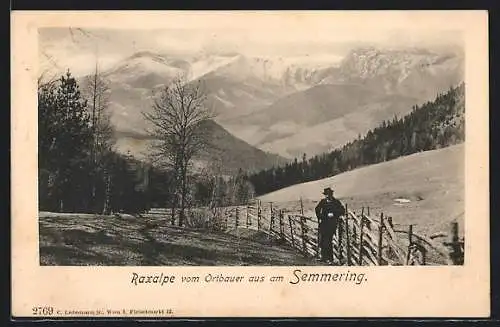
[39,212,317,266]
[258,144,464,237]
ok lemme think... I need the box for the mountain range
[222,47,464,157]
[91,45,464,169]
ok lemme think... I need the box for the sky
[39,27,464,77]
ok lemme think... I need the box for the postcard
[11,10,489,318]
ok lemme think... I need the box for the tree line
[38,70,253,218]
[248,83,465,195]
[148,165,255,211]
[38,69,148,213]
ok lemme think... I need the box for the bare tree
[143,77,215,226]
[83,62,115,213]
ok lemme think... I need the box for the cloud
[38,27,463,77]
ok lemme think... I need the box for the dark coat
[315,197,345,222]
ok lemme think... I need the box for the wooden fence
[215,199,465,266]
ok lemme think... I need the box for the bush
[185,208,210,229]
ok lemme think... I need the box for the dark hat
[323,187,334,195]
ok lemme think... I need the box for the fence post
[405,224,414,265]
[351,215,357,259]
[316,220,320,259]
[257,206,262,231]
[279,210,285,240]
[300,197,304,216]
[235,207,239,229]
[281,211,286,239]
[337,217,344,265]
[446,222,464,265]
[345,204,351,265]
[289,216,295,248]
[421,246,427,265]
[270,206,275,235]
[345,217,352,266]
[300,216,308,255]
[246,205,250,227]
[358,216,365,265]
[225,210,228,230]
[377,212,384,265]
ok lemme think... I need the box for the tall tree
[143,77,215,226]
[38,70,92,212]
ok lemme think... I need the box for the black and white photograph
[37,21,467,267]
[11,10,491,319]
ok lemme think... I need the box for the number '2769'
[32,306,54,316]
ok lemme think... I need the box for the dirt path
[39,212,318,266]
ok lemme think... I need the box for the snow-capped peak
[102,50,343,90]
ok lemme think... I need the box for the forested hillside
[248,83,465,195]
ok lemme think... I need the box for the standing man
[315,187,345,264]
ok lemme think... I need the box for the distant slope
[196,120,288,173]
[114,120,288,174]
[259,144,464,237]
[248,83,465,195]
[237,84,381,127]
[247,85,417,157]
